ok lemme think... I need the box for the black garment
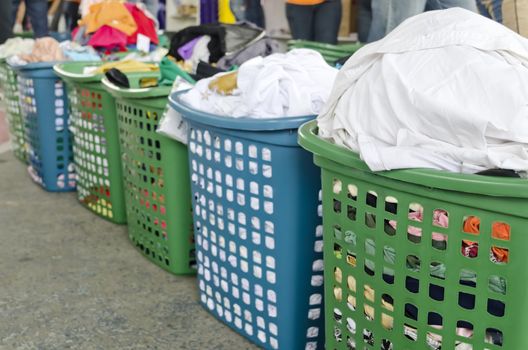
[476,168,521,177]
[191,61,227,81]
[286,0,342,44]
[168,24,227,63]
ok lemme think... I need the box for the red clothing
[124,3,158,46]
[87,25,128,51]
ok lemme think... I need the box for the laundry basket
[169,92,324,350]
[54,62,127,224]
[298,120,528,350]
[1,58,27,162]
[287,40,362,64]
[12,62,75,191]
[102,79,195,275]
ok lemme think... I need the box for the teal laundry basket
[12,62,76,191]
[169,91,324,350]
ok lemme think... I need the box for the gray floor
[0,151,260,350]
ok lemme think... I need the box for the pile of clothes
[7,37,101,66]
[167,22,280,80]
[318,8,528,176]
[0,37,34,59]
[180,49,338,119]
[73,0,158,52]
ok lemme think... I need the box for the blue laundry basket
[12,62,75,191]
[169,92,324,350]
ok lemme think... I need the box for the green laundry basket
[298,121,528,350]
[54,62,127,224]
[287,40,362,64]
[0,58,28,162]
[102,78,195,275]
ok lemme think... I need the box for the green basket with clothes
[54,62,127,224]
[102,66,196,275]
[298,120,528,350]
[287,40,362,65]
[0,58,28,162]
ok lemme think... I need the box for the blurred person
[0,0,13,43]
[286,0,342,44]
[11,0,49,38]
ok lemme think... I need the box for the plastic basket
[102,79,195,275]
[13,62,75,191]
[54,62,127,224]
[169,92,324,350]
[1,59,28,162]
[298,120,528,350]
[287,40,362,64]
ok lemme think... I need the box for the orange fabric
[79,0,137,36]
[463,216,509,263]
[287,0,325,5]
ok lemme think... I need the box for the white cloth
[157,77,194,144]
[318,8,528,173]
[181,49,338,118]
[0,38,34,59]
[189,35,211,72]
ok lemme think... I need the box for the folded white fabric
[318,8,528,173]
[181,48,338,118]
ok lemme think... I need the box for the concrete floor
[0,151,260,350]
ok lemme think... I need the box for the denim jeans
[366,0,478,42]
[129,0,160,17]
[1,0,13,43]
[286,0,342,44]
[12,0,49,38]
[476,0,503,22]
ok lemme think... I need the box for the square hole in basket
[461,240,478,258]
[460,269,476,288]
[334,243,343,259]
[432,232,448,250]
[430,261,444,280]
[364,284,375,303]
[406,276,419,293]
[463,216,480,235]
[384,219,396,236]
[333,199,342,214]
[428,333,442,349]
[347,184,358,200]
[485,328,503,346]
[348,275,356,293]
[334,307,343,323]
[365,259,375,276]
[385,196,398,214]
[488,298,505,317]
[492,222,510,241]
[405,303,418,321]
[409,203,423,222]
[433,209,449,228]
[381,294,394,311]
[363,329,374,345]
[407,226,421,244]
[333,224,343,240]
[430,284,444,301]
[489,275,506,295]
[365,239,375,256]
[334,286,343,302]
[406,255,420,272]
[384,245,395,265]
[459,292,476,310]
[334,267,342,283]
[404,324,417,342]
[457,321,473,338]
[347,294,356,312]
[347,205,357,221]
[333,178,342,194]
[365,213,376,228]
[428,312,443,326]
[347,250,357,267]
[491,246,509,264]
[366,191,377,208]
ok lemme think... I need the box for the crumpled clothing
[93,60,158,74]
[187,36,211,71]
[181,49,338,118]
[59,41,101,61]
[177,36,202,60]
[124,3,159,45]
[216,37,281,70]
[18,37,65,63]
[159,57,195,86]
[86,25,128,51]
[80,0,137,36]
[0,38,34,59]
[121,47,169,63]
[318,8,528,174]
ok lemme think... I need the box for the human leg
[25,0,49,38]
[313,0,342,44]
[286,3,315,41]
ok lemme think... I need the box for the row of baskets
[1,58,527,350]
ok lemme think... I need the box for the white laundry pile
[0,37,34,59]
[181,49,338,118]
[318,8,528,174]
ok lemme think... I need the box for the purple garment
[177,36,203,60]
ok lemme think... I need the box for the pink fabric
[389,209,449,241]
[87,25,127,50]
